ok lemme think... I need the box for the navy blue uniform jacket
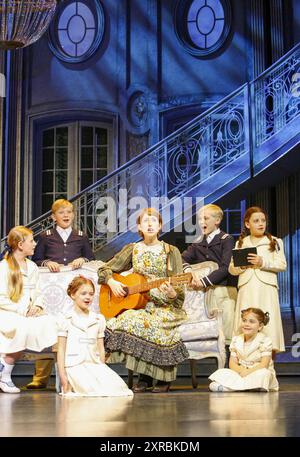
[32,228,95,266]
[181,230,236,287]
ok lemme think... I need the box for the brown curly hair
[241,307,270,326]
[238,206,276,252]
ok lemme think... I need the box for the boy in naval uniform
[182,204,237,347]
[26,199,95,389]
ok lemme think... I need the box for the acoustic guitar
[99,272,192,318]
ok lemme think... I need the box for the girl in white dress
[229,206,286,353]
[209,308,279,392]
[57,276,133,397]
[0,226,58,393]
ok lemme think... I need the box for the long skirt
[0,311,57,353]
[233,279,285,352]
[65,362,134,397]
[105,302,188,382]
[209,367,279,391]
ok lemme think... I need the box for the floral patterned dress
[100,242,188,382]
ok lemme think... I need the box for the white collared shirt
[56,226,72,243]
[206,228,220,244]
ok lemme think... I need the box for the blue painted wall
[160,0,247,101]
[27,0,119,111]
[26,0,250,140]
[25,0,298,156]
[293,0,300,44]
[20,0,299,206]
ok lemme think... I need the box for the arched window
[175,0,232,57]
[48,0,105,63]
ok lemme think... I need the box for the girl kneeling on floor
[209,307,279,392]
[57,276,133,397]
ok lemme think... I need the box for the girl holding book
[229,207,286,354]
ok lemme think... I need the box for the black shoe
[152,381,171,393]
[132,381,149,393]
[132,375,153,393]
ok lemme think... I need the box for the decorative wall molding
[126,130,150,160]
[120,84,157,137]
[159,95,220,110]
[127,91,149,129]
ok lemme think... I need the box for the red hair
[67,276,95,297]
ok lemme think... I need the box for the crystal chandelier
[0,0,57,50]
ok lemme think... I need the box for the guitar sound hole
[123,287,129,297]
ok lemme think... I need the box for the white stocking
[0,357,14,383]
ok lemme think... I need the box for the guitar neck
[127,272,192,295]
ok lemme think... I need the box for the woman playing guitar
[97,208,188,393]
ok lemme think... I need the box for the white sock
[0,357,14,383]
[220,385,234,392]
[209,381,234,392]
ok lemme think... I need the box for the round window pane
[175,0,231,57]
[49,0,105,63]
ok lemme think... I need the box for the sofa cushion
[179,321,219,341]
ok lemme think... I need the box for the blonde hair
[67,276,95,297]
[5,226,33,302]
[198,204,223,221]
[136,208,163,238]
[51,199,73,214]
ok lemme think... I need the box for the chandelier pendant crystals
[0,0,57,50]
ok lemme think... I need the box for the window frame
[36,120,113,216]
[174,0,232,58]
[48,0,105,63]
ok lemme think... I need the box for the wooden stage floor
[0,377,300,438]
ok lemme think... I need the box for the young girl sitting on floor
[208,307,279,392]
[57,276,133,397]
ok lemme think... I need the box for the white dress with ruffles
[209,333,279,391]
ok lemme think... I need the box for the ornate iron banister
[6,84,248,253]
[251,42,300,152]
[1,43,300,253]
